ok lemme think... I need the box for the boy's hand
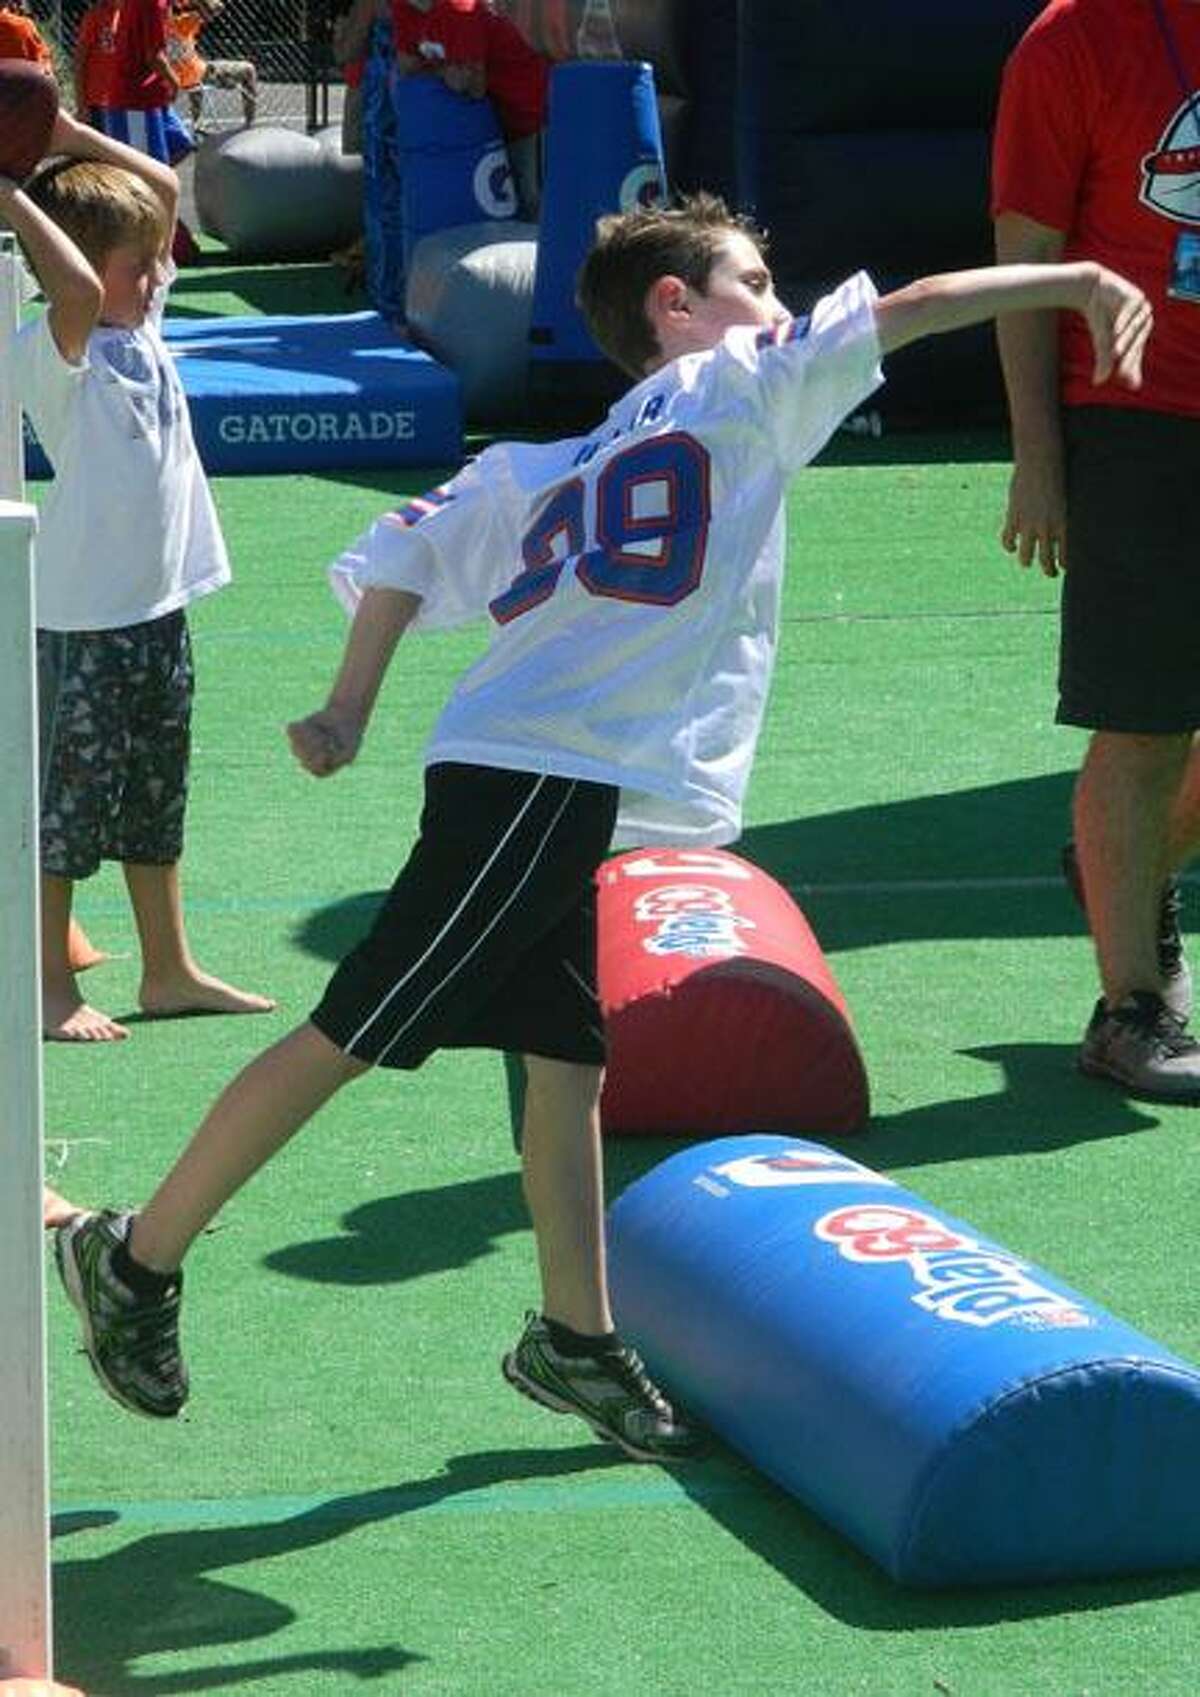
[1082,264,1152,388]
[441,62,486,97]
[287,706,363,776]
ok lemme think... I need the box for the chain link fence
[29,0,328,132]
[21,2,622,138]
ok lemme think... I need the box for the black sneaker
[1062,842,1192,1021]
[501,1312,700,1462]
[1078,991,1200,1103]
[54,1210,188,1418]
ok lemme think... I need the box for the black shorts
[311,763,619,1069]
[38,611,193,879]
[1058,406,1200,733]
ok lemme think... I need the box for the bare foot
[43,980,130,1042]
[139,970,276,1019]
[43,1185,85,1229]
[67,918,114,973]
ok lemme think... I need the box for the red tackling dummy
[0,58,59,182]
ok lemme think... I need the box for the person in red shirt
[74,0,123,121]
[0,0,55,71]
[992,0,1200,1101]
[89,0,178,161]
[390,0,548,217]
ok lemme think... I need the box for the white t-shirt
[331,271,882,848]
[14,282,230,631]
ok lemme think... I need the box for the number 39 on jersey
[489,431,713,625]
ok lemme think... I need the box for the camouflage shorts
[38,611,193,880]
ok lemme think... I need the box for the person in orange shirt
[0,0,55,72]
[165,0,257,129]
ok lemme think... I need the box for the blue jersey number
[489,432,712,625]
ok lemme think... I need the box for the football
[0,58,59,183]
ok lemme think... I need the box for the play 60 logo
[815,1205,1095,1330]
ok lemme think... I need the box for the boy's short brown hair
[25,158,167,271]
[576,191,768,379]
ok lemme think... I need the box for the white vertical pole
[1,229,26,503]
[0,500,52,1683]
[0,233,53,1683]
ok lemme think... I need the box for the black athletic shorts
[38,610,193,879]
[311,763,619,1069]
[1058,405,1200,733]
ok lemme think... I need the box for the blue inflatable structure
[363,64,516,321]
[528,60,667,404]
[24,312,462,478]
[608,1134,1200,1586]
[393,77,516,276]
[361,24,405,323]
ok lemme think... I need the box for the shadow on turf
[50,1444,1200,1684]
[289,769,1100,971]
[738,768,1087,952]
[166,263,355,320]
[262,1167,530,1284]
[259,1130,691,1287]
[866,1041,1160,1167]
[50,1444,623,1695]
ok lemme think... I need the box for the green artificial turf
[41,436,1200,1696]
[167,259,367,323]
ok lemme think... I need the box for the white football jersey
[331,270,882,847]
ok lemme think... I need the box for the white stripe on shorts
[371,779,579,1065]
[345,773,573,1060]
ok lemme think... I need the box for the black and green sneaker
[502,1312,699,1462]
[55,1210,188,1419]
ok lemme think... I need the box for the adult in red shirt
[992,0,1200,1100]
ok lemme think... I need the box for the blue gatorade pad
[392,76,516,274]
[25,312,463,477]
[531,61,667,370]
[608,1134,1200,1586]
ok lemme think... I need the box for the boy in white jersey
[56,195,1151,1460]
[1,113,274,1042]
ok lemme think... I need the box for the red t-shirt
[992,0,1200,417]
[390,0,481,66]
[109,0,173,108]
[390,0,547,139]
[481,7,547,140]
[77,0,124,107]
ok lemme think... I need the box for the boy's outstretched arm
[287,587,423,777]
[875,261,1152,390]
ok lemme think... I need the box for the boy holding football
[56,194,1149,1460]
[0,113,273,1041]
